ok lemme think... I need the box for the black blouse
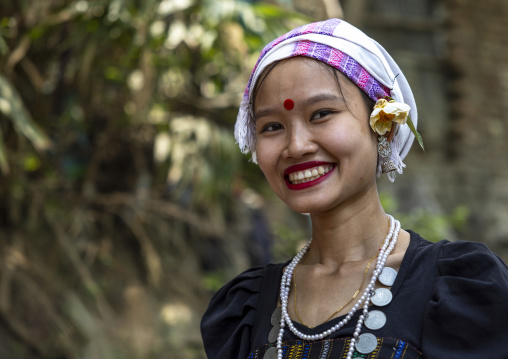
[201,231,508,358]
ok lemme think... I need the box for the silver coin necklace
[270,215,400,359]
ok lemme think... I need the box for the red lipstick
[284,161,336,190]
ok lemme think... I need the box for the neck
[307,191,388,269]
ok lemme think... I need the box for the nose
[281,124,318,159]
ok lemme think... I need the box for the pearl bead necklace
[276,215,400,359]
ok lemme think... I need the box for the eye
[311,109,334,121]
[260,123,284,133]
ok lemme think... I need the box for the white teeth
[287,165,334,185]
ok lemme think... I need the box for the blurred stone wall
[443,0,508,258]
[335,0,508,260]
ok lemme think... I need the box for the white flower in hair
[369,99,410,136]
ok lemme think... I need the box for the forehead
[255,58,337,99]
[257,57,334,88]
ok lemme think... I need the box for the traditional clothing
[202,232,508,358]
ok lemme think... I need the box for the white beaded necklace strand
[276,215,400,359]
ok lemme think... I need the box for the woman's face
[254,57,378,214]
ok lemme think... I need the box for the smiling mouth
[286,165,334,184]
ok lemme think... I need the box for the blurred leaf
[0,35,8,55]
[24,154,41,172]
[380,191,469,242]
[202,269,231,292]
[0,126,9,173]
[29,25,46,40]
[0,74,52,152]
[272,221,308,262]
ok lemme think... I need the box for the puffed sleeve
[421,240,508,358]
[201,266,264,359]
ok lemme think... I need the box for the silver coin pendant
[371,288,393,306]
[271,307,282,326]
[268,326,279,343]
[263,346,277,359]
[355,333,378,354]
[378,267,397,286]
[364,310,387,330]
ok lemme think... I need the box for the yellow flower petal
[379,110,396,122]
[369,99,410,135]
[374,120,392,136]
[373,99,388,109]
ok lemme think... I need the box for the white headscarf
[235,19,417,181]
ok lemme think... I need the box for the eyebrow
[304,93,344,107]
[254,93,344,121]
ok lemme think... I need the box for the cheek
[327,125,377,168]
[325,127,360,155]
[255,140,275,174]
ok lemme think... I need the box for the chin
[283,198,337,215]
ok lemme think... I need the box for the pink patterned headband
[244,19,391,103]
[235,19,417,179]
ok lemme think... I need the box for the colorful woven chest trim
[247,337,422,359]
[243,19,391,103]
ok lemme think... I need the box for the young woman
[201,19,508,359]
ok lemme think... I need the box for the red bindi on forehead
[283,99,294,110]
